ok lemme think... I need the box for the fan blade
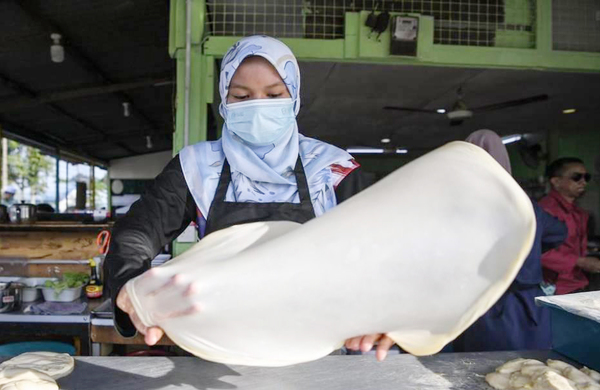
[471,94,549,112]
[383,106,440,114]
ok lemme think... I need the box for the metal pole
[55,157,59,212]
[1,137,8,193]
[65,162,68,212]
[90,165,95,209]
[183,0,192,147]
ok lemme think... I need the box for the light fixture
[562,108,576,114]
[346,148,384,154]
[501,134,522,145]
[50,33,64,63]
[122,102,131,117]
[436,109,446,114]
[380,138,391,144]
[146,135,153,149]
[396,148,408,154]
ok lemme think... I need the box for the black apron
[204,157,316,236]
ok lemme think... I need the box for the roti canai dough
[126,141,536,367]
[0,369,57,390]
[487,358,600,390]
[582,368,600,383]
[0,352,74,380]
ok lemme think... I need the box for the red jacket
[539,190,589,294]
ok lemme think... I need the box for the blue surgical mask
[225,98,295,145]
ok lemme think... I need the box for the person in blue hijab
[452,130,567,351]
[105,36,396,359]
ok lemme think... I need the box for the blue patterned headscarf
[219,35,303,185]
[219,35,301,117]
[180,36,357,220]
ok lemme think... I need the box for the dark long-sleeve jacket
[104,155,367,337]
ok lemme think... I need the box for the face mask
[225,98,295,145]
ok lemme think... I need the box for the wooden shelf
[91,325,174,346]
[0,222,112,232]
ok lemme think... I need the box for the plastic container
[21,287,38,302]
[18,277,58,302]
[41,286,83,302]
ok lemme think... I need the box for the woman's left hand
[344,334,395,361]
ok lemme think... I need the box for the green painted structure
[169,0,600,252]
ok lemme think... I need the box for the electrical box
[390,16,418,56]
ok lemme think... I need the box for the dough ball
[0,352,74,380]
[547,359,577,374]
[522,365,561,377]
[522,359,545,367]
[564,367,596,385]
[577,382,600,390]
[496,358,527,374]
[532,371,577,390]
[509,372,532,388]
[0,368,58,390]
[581,368,600,383]
[486,372,510,389]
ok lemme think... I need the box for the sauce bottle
[86,259,103,299]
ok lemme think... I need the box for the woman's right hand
[116,287,165,345]
[116,270,202,346]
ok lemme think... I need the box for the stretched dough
[127,141,536,366]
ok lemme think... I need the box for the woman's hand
[344,334,396,361]
[116,287,165,345]
[116,270,202,346]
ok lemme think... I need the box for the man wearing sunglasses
[540,157,599,294]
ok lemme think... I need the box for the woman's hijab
[180,36,357,219]
[465,129,512,175]
[219,35,303,185]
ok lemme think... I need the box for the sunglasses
[568,173,591,183]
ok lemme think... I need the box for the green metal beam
[204,36,346,60]
[201,11,600,73]
[536,0,552,53]
[169,0,209,255]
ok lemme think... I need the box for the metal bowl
[8,203,37,223]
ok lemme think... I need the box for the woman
[453,129,567,351]
[105,36,395,360]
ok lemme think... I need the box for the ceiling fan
[383,87,549,126]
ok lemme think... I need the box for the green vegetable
[44,272,90,296]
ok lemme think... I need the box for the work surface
[1,350,570,389]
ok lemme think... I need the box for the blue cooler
[537,292,600,371]
[0,341,76,357]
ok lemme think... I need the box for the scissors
[97,230,111,255]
